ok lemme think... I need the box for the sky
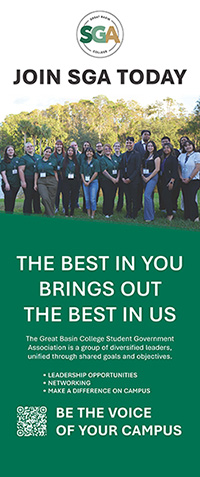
[1,0,199,122]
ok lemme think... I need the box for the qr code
[17,406,47,437]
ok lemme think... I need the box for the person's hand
[167,181,174,190]
[34,184,37,191]
[5,183,10,191]
[21,181,26,189]
[182,178,190,184]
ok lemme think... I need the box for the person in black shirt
[141,141,160,222]
[159,143,179,220]
[156,136,180,211]
[120,137,142,219]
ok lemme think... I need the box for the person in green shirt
[100,144,120,218]
[34,147,58,217]
[61,146,80,217]
[80,147,100,218]
[50,139,65,214]
[19,142,42,214]
[70,141,81,157]
[1,145,20,213]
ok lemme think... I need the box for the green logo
[77,11,124,58]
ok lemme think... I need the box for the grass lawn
[0,192,199,230]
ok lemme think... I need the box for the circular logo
[77,11,124,58]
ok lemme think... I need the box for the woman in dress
[178,140,200,222]
[34,147,58,216]
[80,147,100,218]
[141,141,160,222]
[1,145,20,213]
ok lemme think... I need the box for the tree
[18,119,32,149]
[39,125,52,155]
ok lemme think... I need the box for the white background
[1,0,199,121]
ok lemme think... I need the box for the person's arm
[182,163,200,183]
[18,165,26,189]
[34,173,39,191]
[88,172,98,184]
[167,156,178,190]
[1,171,10,191]
[115,170,120,183]
[81,173,88,187]
[103,169,117,184]
[178,164,183,181]
[54,171,58,181]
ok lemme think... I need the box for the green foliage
[178,98,200,148]
[0,96,198,156]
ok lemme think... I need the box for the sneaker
[105,215,110,218]
[55,208,59,213]
[62,207,65,214]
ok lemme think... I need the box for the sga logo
[77,11,124,58]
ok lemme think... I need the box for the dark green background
[1,214,199,476]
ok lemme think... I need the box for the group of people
[1,130,200,223]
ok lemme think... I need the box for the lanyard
[145,155,153,169]
[185,151,194,164]
[68,160,75,172]
[86,160,93,176]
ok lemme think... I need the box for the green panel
[1,214,199,476]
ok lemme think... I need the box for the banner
[1,1,199,476]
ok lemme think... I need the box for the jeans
[143,174,158,221]
[83,179,98,211]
